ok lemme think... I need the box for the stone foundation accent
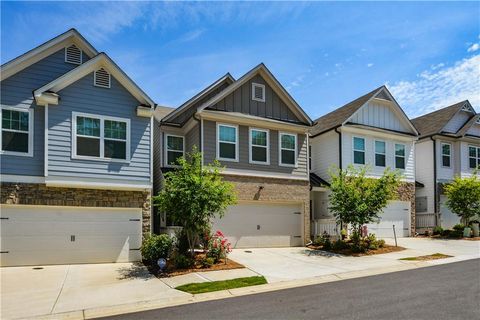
[222,175,310,244]
[396,182,416,235]
[1,183,151,234]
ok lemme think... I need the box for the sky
[1,1,479,120]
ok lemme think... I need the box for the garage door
[366,201,411,237]
[439,196,461,230]
[212,202,303,248]
[0,205,142,267]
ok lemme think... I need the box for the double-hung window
[249,128,269,164]
[469,146,480,169]
[165,134,184,166]
[441,143,451,168]
[279,132,297,166]
[73,112,129,161]
[217,124,238,161]
[1,107,33,156]
[375,140,386,167]
[395,143,406,169]
[353,137,365,165]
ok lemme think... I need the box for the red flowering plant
[206,230,232,263]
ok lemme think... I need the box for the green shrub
[201,257,215,268]
[433,226,443,235]
[141,234,173,263]
[174,254,194,269]
[174,229,191,255]
[453,224,465,232]
[377,239,386,248]
[323,237,332,251]
[332,239,348,251]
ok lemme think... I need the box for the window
[395,143,406,169]
[279,132,297,166]
[165,135,184,166]
[0,107,33,156]
[73,112,129,161]
[65,44,82,65]
[469,146,480,169]
[217,124,238,161]
[353,137,365,165]
[252,83,265,102]
[94,68,111,88]
[375,140,386,167]
[249,128,269,164]
[441,143,451,168]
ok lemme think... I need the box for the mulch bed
[145,253,245,278]
[307,244,406,257]
[417,235,480,241]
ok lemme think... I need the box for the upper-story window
[73,112,129,161]
[249,128,269,164]
[395,143,406,169]
[252,83,265,102]
[165,134,184,167]
[375,140,386,167]
[0,107,33,157]
[441,143,451,168]
[217,124,238,161]
[279,132,297,167]
[469,146,480,169]
[353,137,365,165]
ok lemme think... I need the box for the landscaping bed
[399,253,452,261]
[420,224,480,240]
[308,243,405,256]
[175,276,267,294]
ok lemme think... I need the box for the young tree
[328,165,401,238]
[444,173,480,226]
[154,148,237,256]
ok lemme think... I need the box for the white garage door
[212,202,303,248]
[439,195,461,230]
[0,205,142,267]
[366,201,411,238]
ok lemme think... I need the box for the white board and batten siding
[443,110,472,133]
[310,130,339,183]
[415,140,435,214]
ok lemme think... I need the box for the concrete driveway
[0,262,189,319]
[229,238,480,283]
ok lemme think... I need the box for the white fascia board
[221,168,309,181]
[45,176,152,191]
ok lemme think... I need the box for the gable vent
[461,104,473,113]
[65,44,82,65]
[94,68,111,88]
[252,83,265,102]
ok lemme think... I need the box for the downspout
[431,136,438,226]
[334,127,342,170]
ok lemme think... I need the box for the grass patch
[175,276,267,294]
[399,253,452,261]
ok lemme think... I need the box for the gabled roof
[411,100,475,138]
[34,53,155,107]
[197,63,313,125]
[1,28,98,81]
[162,73,235,123]
[456,114,480,137]
[311,86,417,136]
[310,172,330,188]
[154,105,176,121]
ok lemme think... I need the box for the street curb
[21,255,479,320]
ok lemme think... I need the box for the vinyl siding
[185,122,200,153]
[47,71,151,182]
[0,48,89,176]
[436,139,455,181]
[203,120,308,176]
[310,130,339,182]
[443,111,471,133]
[467,123,480,136]
[415,140,435,214]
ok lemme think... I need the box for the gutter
[430,136,438,225]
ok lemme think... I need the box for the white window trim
[0,106,34,157]
[94,68,111,89]
[216,123,239,162]
[394,143,406,170]
[71,111,130,163]
[64,45,82,65]
[468,145,480,170]
[164,134,185,168]
[279,132,297,167]
[441,142,452,168]
[374,139,386,168]
[249,127,270,165]
[251,83,266,102]
[352,136,366,165]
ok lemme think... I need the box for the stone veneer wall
[221,175,311,244]
[396,182,416,235]
[1,183,151,234]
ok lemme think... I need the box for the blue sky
[2,1,479,119]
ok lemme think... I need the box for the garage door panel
[366,201,410,238]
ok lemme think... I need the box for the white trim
[251,82,266,102]
[93,68,111,88]
[64,44,83,65]
[468,145,480,170]
[394,142,406,170]
[279,132,298,167]
[374,139,386,168]
[201,118,204,166]
[164,134,185,168]
[352,136,365,165]
[307,134,310,175]
[249,127,270,165]
[221,168,308,181]
[44,105,49,176]
[1,174,45,183]
[72,111,131,163]
[150,116,153,184]
[440,142,452,168]
[45,176,151,191]
[216,123,239,162]
[0,106,34,157]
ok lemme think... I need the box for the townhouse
[412,101,480,230]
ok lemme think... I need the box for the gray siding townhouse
[0,29,156,266]
[154,64,313,248]
[412,101,480,231]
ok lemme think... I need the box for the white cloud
[430,63,444,70]
[467,43,479,52]
[389,55,480,117]
[367,63,374,68]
